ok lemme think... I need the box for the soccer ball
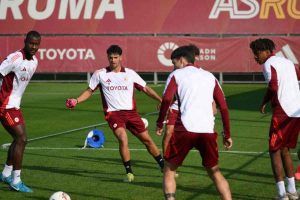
[49,191,71,200]
[141,117,149,128]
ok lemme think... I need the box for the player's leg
[206,165,232,200]
[127,112,164,170]
[135,130,164,170]
[0,140,13,184]
[281,147,298,199]
[163,125,174,156]
[270,150,288,199]
[4,124,32,192]
[112,127,134,182]
[163,161,178,200]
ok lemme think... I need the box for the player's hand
[156,126,163,136]
[66,98,78,109]
[260,104,266,114]
[223,137,233,150]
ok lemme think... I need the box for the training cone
[295,166,300,181]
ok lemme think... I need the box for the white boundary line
[1,111,160,149]
[3,147,295,156]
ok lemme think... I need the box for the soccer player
[0,30,41,192]
[156,46,233,200]
[250,38,300,200]
[66,45,164,182]
[159,44,217,155]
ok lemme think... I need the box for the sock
[2,164,13,177]
[164,193,176,200]
[123,160,133,174]
[276,181,286,197]
[286,177,296,193]
[154,155,164,169]
[12,170,21,184]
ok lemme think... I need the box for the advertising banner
[0,36,299,73]
[1,0,300,34]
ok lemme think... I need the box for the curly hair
[249,38,276,54]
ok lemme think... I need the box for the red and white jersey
[263,56,300,117]
[157,65,230,138]
[0,50,38,109]
[89,67,146,112]
[164,71,178,111]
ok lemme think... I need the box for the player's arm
[142,86,162,103]
[156,76,177,135]
[0,54,19,78]
[295,65,300,81]
[213,80,232,150]
[260,66,278,114]
[66,88,94,109]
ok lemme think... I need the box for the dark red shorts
[106,110,146,135]
[166,109,179,126]
[269,114,300,152]
[0,108,25,127]
[164,121,218,168]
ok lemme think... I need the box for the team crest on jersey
[14,117,19,123]
[21,67,26,71]
[113,123,118,128]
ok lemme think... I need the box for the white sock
[276,181,286,197]
[12,170,21,184]
[286,177,296,193]
[2,164,13,177]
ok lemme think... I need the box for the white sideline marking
[2,146,295,156]
[1,111,159,149]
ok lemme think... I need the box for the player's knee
[142,138,152,146]
[16,135,27,145]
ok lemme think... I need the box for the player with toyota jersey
[66,45,164,182]
[0,31,41,193]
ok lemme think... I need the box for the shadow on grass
[226,87,266,112]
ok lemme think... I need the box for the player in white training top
[250,38,300,200]
[156,46,232,200]
[0,31,41,193]
[66,45,164,182]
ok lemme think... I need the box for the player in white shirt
[0,31,41,193]
[66,45,164,182]
[160,44,217,155]
[156,46,232,200]
[250,38,300,200]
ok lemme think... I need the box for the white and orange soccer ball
[141,117,149,128]
[49,191,71,200]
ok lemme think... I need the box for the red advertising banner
[1,36,299,73]
[0,0,300,34]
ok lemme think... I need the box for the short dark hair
[187,44,200,56]
[171,46,195,64]
[250,38,276,54]
[107,45,122,55]
[25,30,41,42]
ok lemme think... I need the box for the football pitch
[0,83,298,200]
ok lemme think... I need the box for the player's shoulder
[6,50,23,63]
[265,55,293,68]
[167,70,177,78]
[124,67,135,73]
[93,68,107,75]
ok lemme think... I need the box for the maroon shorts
[0,108,25,127]
[164,121,219,168]
[106,110,146,135]
[166,109,179,126]
[269,113,300,152]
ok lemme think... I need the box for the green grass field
[0,83,298,200]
